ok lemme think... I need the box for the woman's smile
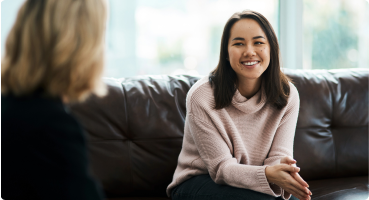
[240,60,261,69]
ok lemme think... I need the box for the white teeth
[242,61,258,66]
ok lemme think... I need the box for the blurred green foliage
[304,0,367,69]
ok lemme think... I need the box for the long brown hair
[209,10,291,110]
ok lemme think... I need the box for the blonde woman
[2,0,107,199]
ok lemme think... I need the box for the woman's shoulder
[287,81,299,102]
[186,76,215,107]
[36,102,83,141]
[2,94,83,139]
[283,81,300,111]
[188,76,212,93]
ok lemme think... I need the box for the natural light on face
[227,18,270,82]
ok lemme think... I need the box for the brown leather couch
[70,68,368,200]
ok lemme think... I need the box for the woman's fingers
[280,164,300,173]
[287,174,311,197]
[291,172,310,189]
[280,156,296,165]
[278,170,310,197]
[286,183,309,200]
[272,164,311,199]
[286,161,310,190]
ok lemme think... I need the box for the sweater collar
[231,81,267,114]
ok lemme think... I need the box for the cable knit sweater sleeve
[263,83,300,200]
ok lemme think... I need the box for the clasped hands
[265,156,312,200]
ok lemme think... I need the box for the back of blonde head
[1,0,107,102]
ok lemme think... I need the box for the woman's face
[227,18,270,82]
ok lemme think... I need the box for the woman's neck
[237,77,262,99]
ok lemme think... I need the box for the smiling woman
[209,11,290,110]
[227,18,271,98]
[167,10,311,200]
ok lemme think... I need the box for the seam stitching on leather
[324,72,337,176]
[128,140,134,192]
[174,89,185,122]
[313,187,357,199]
[120,81,130,139]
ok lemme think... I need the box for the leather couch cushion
[308,176,368,200]
[284,69,368,181]
[71,75,200,198]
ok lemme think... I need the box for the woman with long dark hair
[167,10,311,200]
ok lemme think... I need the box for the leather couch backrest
[70,69,368,198]
[284,69,368,180]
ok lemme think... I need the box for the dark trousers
[171,174,299,200]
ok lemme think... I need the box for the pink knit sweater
[166,76,300,199]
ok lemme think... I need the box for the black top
[1,92,104,200]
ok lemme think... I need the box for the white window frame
[279,0,303,69]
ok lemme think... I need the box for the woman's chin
[237,73,263,81]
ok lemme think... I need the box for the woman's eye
[255,42,263,45]
[234,43,243,46]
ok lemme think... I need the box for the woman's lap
[171,174,298,200]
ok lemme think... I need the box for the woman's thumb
[283,164,300,172]
[281,156,296,164]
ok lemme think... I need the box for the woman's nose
[243,45,256,57]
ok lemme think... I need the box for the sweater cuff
[281,189,292,200]
[269,183,282,196]
[256,166,280,197]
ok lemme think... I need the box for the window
[302,0,369,69]
[105,0,279,77]
[1,0,367,76]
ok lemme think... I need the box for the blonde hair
[1,0,107,102]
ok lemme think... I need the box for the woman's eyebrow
[253,36,265,39]
[232,37,245,41]
[232,36,265,41]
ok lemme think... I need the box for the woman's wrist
[265,166,273,183]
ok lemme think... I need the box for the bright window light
[303,0,369,69]
[6,0,366,76]
[105,0,279,77]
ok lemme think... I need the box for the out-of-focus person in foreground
[1,0,107,199]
